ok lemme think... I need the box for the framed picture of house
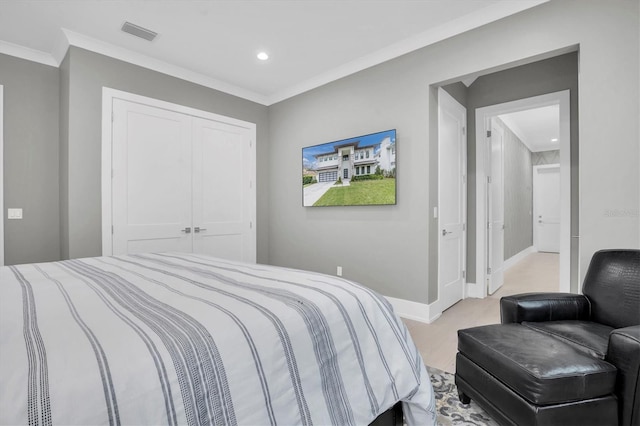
[302,129,396,206]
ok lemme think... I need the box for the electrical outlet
[336,266,342,277]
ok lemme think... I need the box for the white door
[111,98,255,262]
[192,117,254,262]
[437,88,466,311]
[112,99,193,255]
[487,120,505,295]
[534,165,560,253]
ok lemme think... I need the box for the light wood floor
[404,252,559,373]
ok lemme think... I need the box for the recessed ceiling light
[257,52,269,61]
[551,138,558,142]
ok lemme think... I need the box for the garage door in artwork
[318,171,338,182]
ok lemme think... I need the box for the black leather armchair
[500,249,640,426]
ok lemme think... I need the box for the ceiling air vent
[121,22,157,41]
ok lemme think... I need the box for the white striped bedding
[0,253,436,425]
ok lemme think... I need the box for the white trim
[465,282,483,299]
[1,2,547,106]
[487,118,506,295]
[101,87,257,258]
[0,40,58,67]
[475,90,571,298]
[504,246,537,271]
[461,77,478,87]
[268,1,547,105]
[0,85,4,266]
[64,30,268,106]
[101,91,113,257]
[384,296,441,324]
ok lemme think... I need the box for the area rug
[427,366,498,426]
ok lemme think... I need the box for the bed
[0,253,436,425]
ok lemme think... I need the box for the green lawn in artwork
[314,178,396,206]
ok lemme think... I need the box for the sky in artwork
[302,129,396,170]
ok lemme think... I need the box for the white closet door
[192,117,254,262]
[112,99,193,255]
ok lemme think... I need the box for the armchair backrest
[582,249,640,329]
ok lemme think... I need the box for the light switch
[8,208,23,219]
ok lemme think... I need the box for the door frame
[487,119,505,295]
[436,87,467,311]
[101,87,257,259]
[533,163,561,252]
[0,85,4,266]
[474,90,571,298]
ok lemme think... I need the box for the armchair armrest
[606,325,640,426]
[500,292,590,324]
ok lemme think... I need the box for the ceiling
[499,105,560,152]
[0,0,547,105]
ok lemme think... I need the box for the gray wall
[269,56,431,301]
[498,118,533,259]
[62,47,270,263]
[269,0,639,304]
[268,42,578,304]
[1,53,60,265]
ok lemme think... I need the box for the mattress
[0,253,436,425]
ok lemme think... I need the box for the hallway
[404,252,559,373]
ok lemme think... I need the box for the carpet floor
[427,366,498,426]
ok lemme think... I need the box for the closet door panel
[112,99,192,255]
[192,117,252,262]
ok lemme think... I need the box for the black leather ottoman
[455,324,619,426]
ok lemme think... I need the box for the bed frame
[369,402,403,426]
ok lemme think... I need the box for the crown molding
[461,77,478,87]
[0,40,57,67]
[1,0,547,106]
[61,29,269,105]
[266,0,548,105]
[0,29,269,105]
[51,31,71,65]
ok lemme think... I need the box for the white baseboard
[465,282,484,298]
[504,246,537,271]
[384,296,441,324]
[464,247,536,300]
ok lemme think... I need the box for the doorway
[487,119,505,294]
[475,90,571,297]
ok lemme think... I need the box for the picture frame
[302,129,396,207]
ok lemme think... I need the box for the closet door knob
[194,227,207,233]
[181,227,192,234]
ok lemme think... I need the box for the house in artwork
[313,136,395,183]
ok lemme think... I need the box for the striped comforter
[0,253,436,425]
